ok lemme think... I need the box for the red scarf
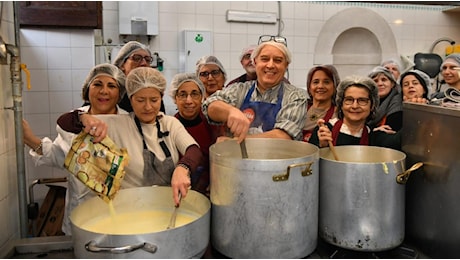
[331,119,369,145]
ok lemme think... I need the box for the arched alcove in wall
[314,7,398,78]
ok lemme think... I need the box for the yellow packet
[64,132,129,202]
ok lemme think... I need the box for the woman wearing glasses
[202,39,307,142]
[308,75,401,150]
[112,41,166,113]
[196,55,227,98]
[169,73,224,196]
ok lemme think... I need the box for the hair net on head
[169,73,205,104]
[400,69,431,99]
[126,67,166,98]
[81,63,126,102]
[368,66,397,86]
[239,45,257,61]
[306,64,341,101]
[381,58,402,71]
[336,75,379,122]
[112,41,152,69]
[441,53,460,69]
[195,55,227,80]
[251,41,292,65]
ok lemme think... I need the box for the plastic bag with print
[64,131,129,202]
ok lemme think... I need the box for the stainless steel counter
[5,236,74,259]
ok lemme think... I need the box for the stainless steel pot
[70,186,210,258]
[210,138,319,258]
[319,146,420,252]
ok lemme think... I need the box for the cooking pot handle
[85,240,157,254]
[396,162,424,184]
[272,161,314,182]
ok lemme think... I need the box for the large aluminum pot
[70,186,210,258]
[319,146,420,252]
[210,138,319,258]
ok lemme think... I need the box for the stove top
[5,236,429,259]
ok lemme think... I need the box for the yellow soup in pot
[80,209,198,235]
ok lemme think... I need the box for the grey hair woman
[308,75,401,151]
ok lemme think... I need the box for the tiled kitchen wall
[1,1,460,253]
[0,0,20,253]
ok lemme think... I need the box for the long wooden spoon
[319,122,340,161]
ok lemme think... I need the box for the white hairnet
[81,63,126,102]
[126,67,166,98]
[239,45,257,61]
[441,53,460,69]
[368,66,397,86]
[169,73,205,104]
[112,41,151,68]
[400,69,431,99]
[195,55,227,81]
[336,75,379,122]
[381,58,402,71]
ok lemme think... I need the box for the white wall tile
[212,15,230,34]
[20,46,48,70]
[24,69,49,92]
[46,30,71,47]
[47,47,71,69]
[70,31,94,47]
[196,1,214,15]
[71,47,95,69]
[72,91,84,108]
[196,14,213,30]
[72,69,90,92]
[49,91,75,113]
[102,9,119,32]
[212,2,229,16]
[102,1,118,10]
[178,14,196,29]
[48,69,72,91]
[23,114,51,137]
[159,1,177,13]
[178,1,196,14]
[23,92,50,114]
[20,29,47,47]
[159,13,178,32]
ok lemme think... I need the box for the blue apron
[240,82,284,134]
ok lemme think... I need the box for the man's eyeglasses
[129,54,153,64]
[258,35,288,46]
[343,97,370,106]
[176,91,202,101]
[199,69,222,78]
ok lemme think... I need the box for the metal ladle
[240,139,248,159]
[166,193,182,229]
